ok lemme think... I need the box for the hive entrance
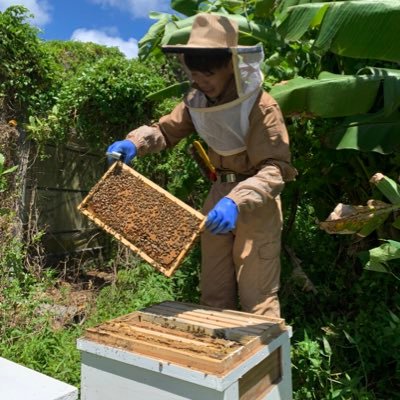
[78,162,205,276]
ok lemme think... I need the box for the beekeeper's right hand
[107,140,137,164]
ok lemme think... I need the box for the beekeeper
[107,13,297,317]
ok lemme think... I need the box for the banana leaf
[278,0,400,62]
[162,18,193,46]
[270,72,381,118]
[161,12,274,46]
[271,68,400,115]
[254,0,276,17]
[138,13,173,59]
[171,0,203,16]
[146,81,191,101]
[326,109,400,154]
[276,0,333,13]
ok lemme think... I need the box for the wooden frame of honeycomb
[83,301,286,376]
[78,162,206,277]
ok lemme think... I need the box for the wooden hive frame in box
[83,301,286,376]
[78,161,206,277]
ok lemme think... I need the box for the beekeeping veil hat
[162,13,265,156]
[162,13,264,98]
[163,13,239,51]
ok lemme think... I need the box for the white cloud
[71,28,138,59]
[0,0,51,26]
[90,0,169,19]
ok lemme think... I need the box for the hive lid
[82,301,286,376]
[78,162,206,276]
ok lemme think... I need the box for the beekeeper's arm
[125,102,195,156]
[226,95,297,212]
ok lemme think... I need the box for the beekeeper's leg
[200,184,237,310]
[234,197,283,318]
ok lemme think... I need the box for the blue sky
[0,0,175,58]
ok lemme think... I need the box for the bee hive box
[78,301,293,400]
[78,162,206,276]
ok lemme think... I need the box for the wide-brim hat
[162,13,259,54]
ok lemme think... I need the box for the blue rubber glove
[106,140,137,164]
[206,197,239,235]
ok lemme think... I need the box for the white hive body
[78,301,293,400]
[0,357,78,400]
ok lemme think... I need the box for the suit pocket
[258,241,281,260]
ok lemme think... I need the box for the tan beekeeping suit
[126,13,297,317]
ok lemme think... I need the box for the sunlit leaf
[138,13,172,59]
[365,261,389,273]
[277,3,329,39]
[2,165,18,175]
[322,336,332,356]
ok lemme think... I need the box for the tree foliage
[28,57,167,148]
[0,6,55,119]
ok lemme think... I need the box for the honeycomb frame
[78,161,206,277]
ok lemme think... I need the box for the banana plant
[277,0,400,62]
[274,1,400,154]
[270,67,400,153]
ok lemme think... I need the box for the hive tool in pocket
[188,140,217,182]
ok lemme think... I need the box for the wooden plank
[145,302,283,335]
[78,162,206,277]
[134,311,263,343]
[84,328,227,373]
[121,311,278,368]
[84,324,255,376]
[149,301,284,326]
[139,309,272,337]
[147,305,275,331]
[94,320,237,349]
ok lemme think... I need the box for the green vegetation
[1,2,400,399]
